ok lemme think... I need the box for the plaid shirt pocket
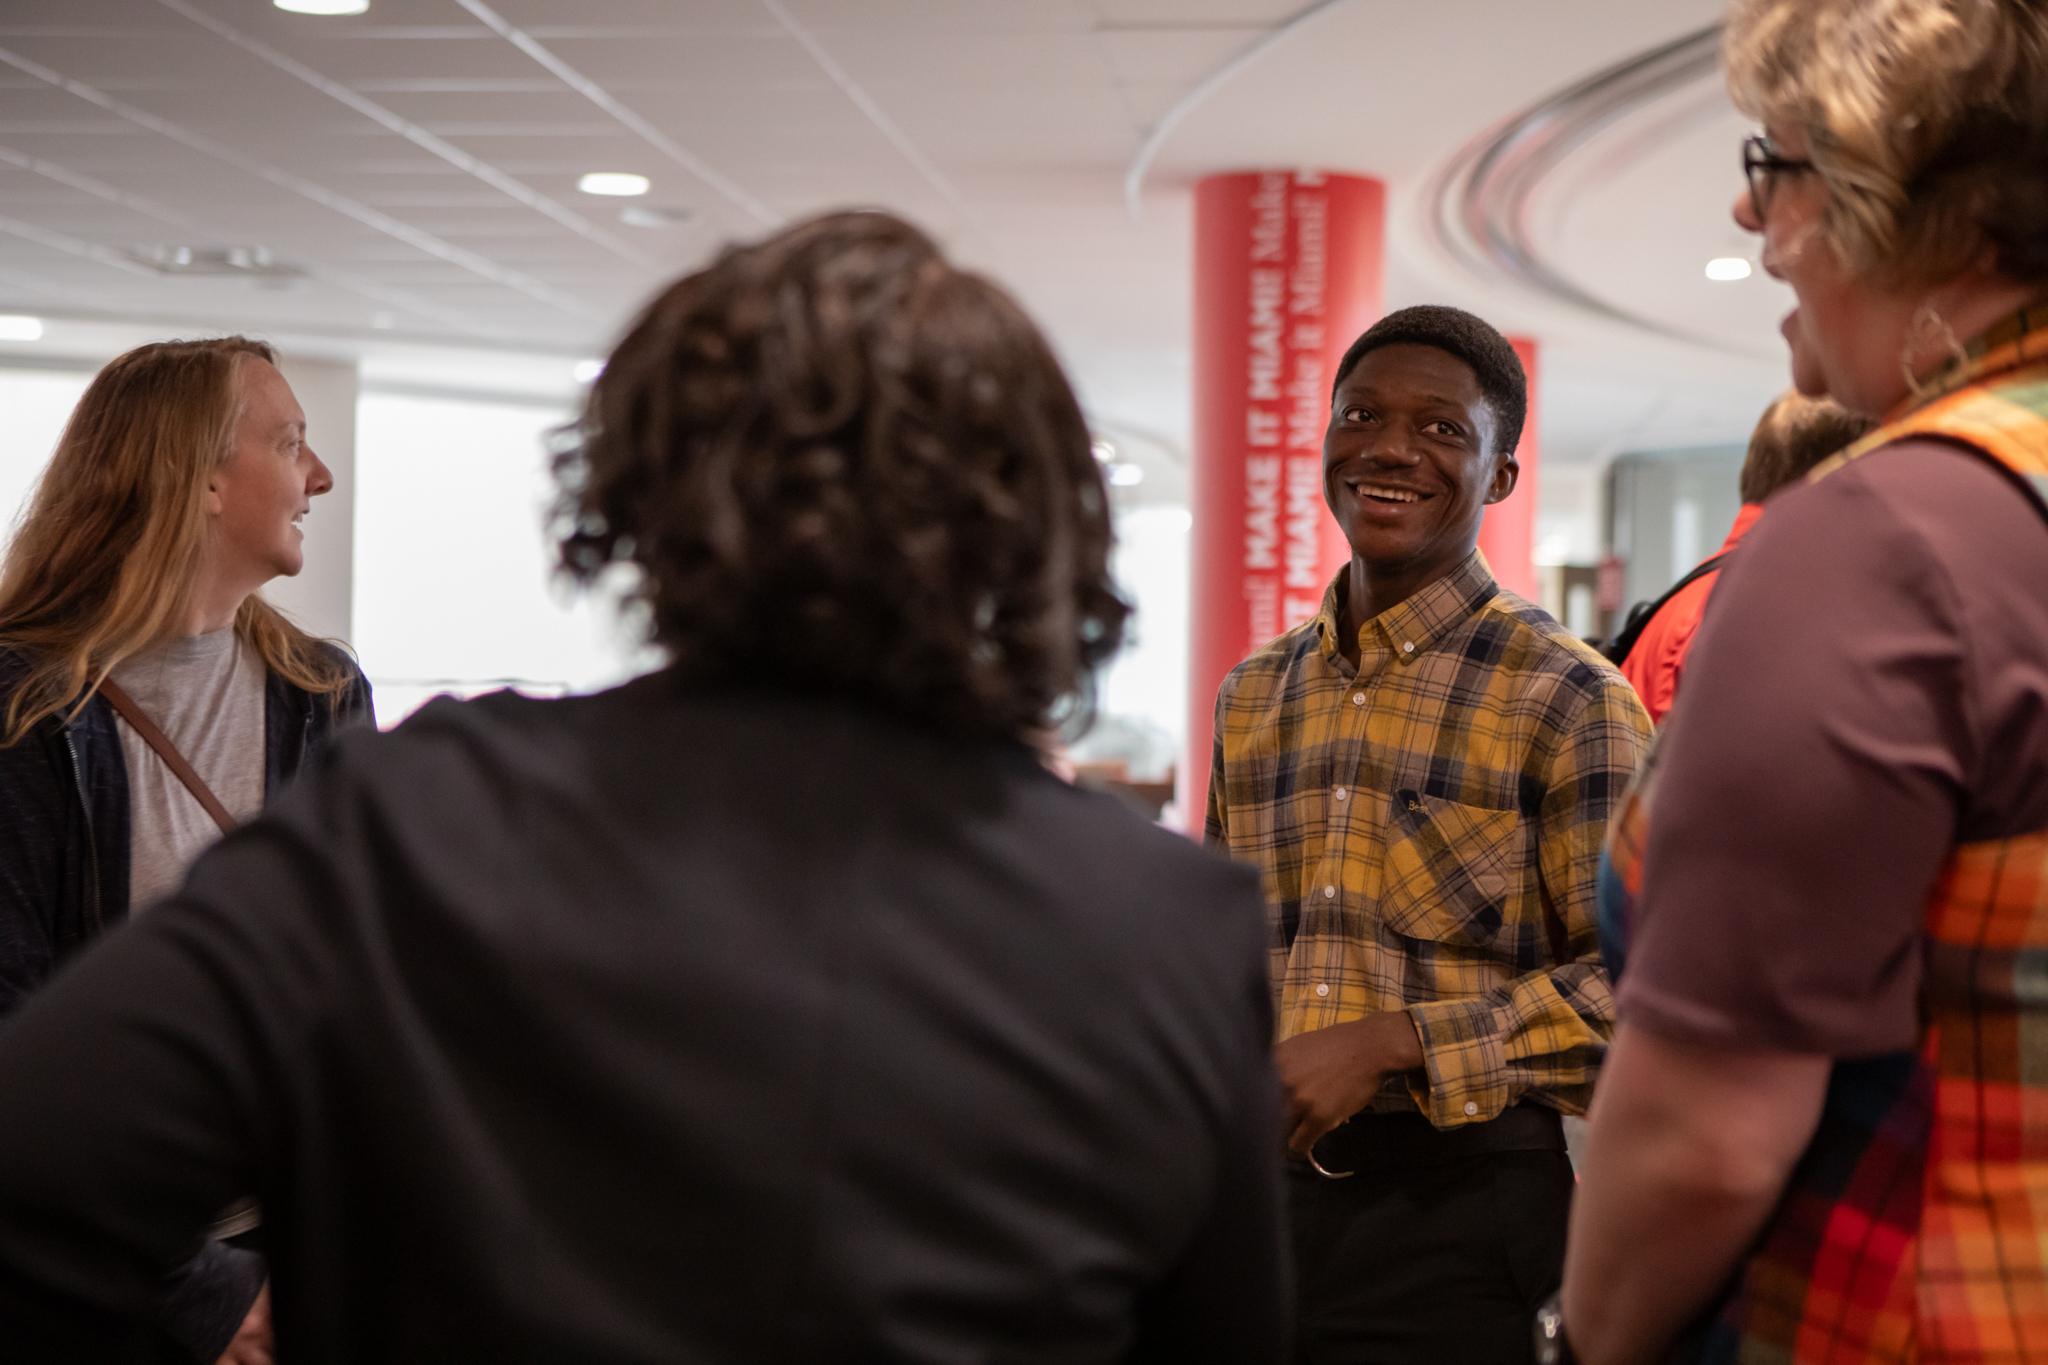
[1380,790,1519,948]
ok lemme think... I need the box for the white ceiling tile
[787,0,1097,34]
[1093,28,1254,87]
[1091,1,1299,27]
[800,30,1112,88]
[526,31,818,86]
[489,0,769,31]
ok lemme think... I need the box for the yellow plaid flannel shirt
[1205,551,1652,1128]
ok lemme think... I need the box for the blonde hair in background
[1723,0,2048,291]
[0,336,350,746]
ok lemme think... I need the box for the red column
[1181,171,1385,834]
[1475,337,1541,602]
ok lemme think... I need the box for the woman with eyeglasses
[1550,3,2048,1363]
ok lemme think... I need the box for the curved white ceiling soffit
[1426,25,1736,347]
[1122,0,1354,220]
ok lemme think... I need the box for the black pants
[1288,1114,1575,1365]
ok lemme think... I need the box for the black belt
[1295,1104,1565,1178]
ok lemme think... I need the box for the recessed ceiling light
[1107,463,1145,487]
[274,0,369,13]
[619,205,695,229]
[578,173,650,197]
[1705,257,1752,281]
[1091,438,1116,463]
[572,359,604,383]
[0,315,44,341]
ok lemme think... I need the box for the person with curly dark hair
[556,211,1131,740]
[0,211,1288,1363]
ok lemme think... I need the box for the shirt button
[1351,692,1366,706]
[1323,885,1336,899]
[1315,983,1330,998]
[1464,1102,1479,1117]
[1333,786,1348,801]
[1402,641,1415,654]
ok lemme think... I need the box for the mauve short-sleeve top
[1617,438,2048,1056]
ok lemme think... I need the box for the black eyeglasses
[1742,134,1815,217]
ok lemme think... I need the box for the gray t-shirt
[109,628,267,910]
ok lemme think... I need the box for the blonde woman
[1555,2,2048,1363]
[0,336,369,1363]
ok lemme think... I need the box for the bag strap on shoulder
[98,679,237,836]
[1601,550,1734,667]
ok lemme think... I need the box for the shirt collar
[1311,549,1499,665]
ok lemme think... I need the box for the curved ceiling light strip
[1427,24,1726,344]
[1122,0,1353,221]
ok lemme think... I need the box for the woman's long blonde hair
[0,336,350,745]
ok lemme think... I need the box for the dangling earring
[1902,302,1967,398]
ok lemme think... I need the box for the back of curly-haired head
[555,211,1129,741]
[1725,0,2048,290]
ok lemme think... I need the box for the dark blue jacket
[0,646,373,1017]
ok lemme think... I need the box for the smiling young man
[1206,306,1653,1364]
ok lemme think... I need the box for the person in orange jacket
[1610,391,1868,723]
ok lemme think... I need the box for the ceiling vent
[125,246,305,279]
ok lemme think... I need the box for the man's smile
[1344,478,1431,506]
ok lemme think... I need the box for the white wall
[1534,461,1604,568]
[352,391,658,726]
[1072,506,1192,784]
[0,369,91,540]
[352,401,1202,745]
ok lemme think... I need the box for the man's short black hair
[1330,305,1528,457]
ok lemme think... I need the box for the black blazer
[0,677,1286,1363]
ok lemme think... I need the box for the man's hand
[214,1282,272,1365]
[1274,1012,1425,1155]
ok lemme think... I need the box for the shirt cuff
[1403,998,1508,1128]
